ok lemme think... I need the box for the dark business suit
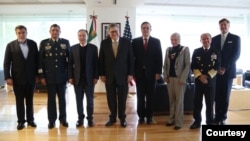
[191,47,220,125]
[4,39,38,124]
[38,38,70,124]
[99,37,134,121]
[68,43,98,122]
[211,33,241,123]
[132,36,162,122]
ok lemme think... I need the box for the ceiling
[0,0,250,17]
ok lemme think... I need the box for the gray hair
[200,33,212,38]
[171,32,181,41]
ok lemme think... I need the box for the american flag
[123,16,132,42]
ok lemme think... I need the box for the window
[135,14,247,71]
[0,15,86,69]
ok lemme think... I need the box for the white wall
[86,6,136,93]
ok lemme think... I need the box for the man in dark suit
[190,33,220,129]
[38,24,70,129]
[68,29,99,127]
[4,25,38,130]
[132,21,163,124]
[211,18,241,125]
[99,23,134,128]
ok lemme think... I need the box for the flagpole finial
[90,11,97,20]
[125,12,129,19]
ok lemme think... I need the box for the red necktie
[144,38,148,51]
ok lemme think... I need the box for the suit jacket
[68,43,99,86]
[4,39,38,85]
[191,47,220,86]
[38,38,70,84]
[99,37,134,85]
[211,33,241,79]
[163,45,190,83]
[132,36,163,80]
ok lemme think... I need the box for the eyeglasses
[110,30,118,33]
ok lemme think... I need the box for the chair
[243,70,250,88]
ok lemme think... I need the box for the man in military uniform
[190,33,220,129]
[38,24,70,129]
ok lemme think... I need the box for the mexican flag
[87,17,99,48]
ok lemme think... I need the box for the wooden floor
[1,85,250,141]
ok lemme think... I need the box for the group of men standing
[3,18,240,131]
[3,21,162,130]
[163,18,240,130]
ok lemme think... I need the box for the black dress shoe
[76,121,83,127]
[190,122,201,129]
[146,118,153,124]
[105,120,116,127]
[120,121,127,128]
[166,122,175,126]
[28,121,37,127]
[174,126,181,130]
[220,120,226,125]
[48,122,55,129]
[61,121,69,127]
[88,120,94,127]
[17,123,25,130]
[138,118,145,124]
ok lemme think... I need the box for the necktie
[204,48,208,53]
[144,38,148,51]
[112,41,118,57]
[221,34,226,50]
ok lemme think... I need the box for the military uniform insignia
[38,69,43,73]
[45,46,51,50]
[196,56,201,60]
[170,53,176,59]
[60,44,67,49]
[49,53,52,56]
[211,53,217,61]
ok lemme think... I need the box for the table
[229,88,250,110]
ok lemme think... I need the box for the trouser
[167,77,186,127]
[105,81,128,121]
[193,82,215,124]
[46,83,67,123]
[136,75,156,120]
[74,81,94,121]
[215,75,233,122]
[13,82,35,123]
